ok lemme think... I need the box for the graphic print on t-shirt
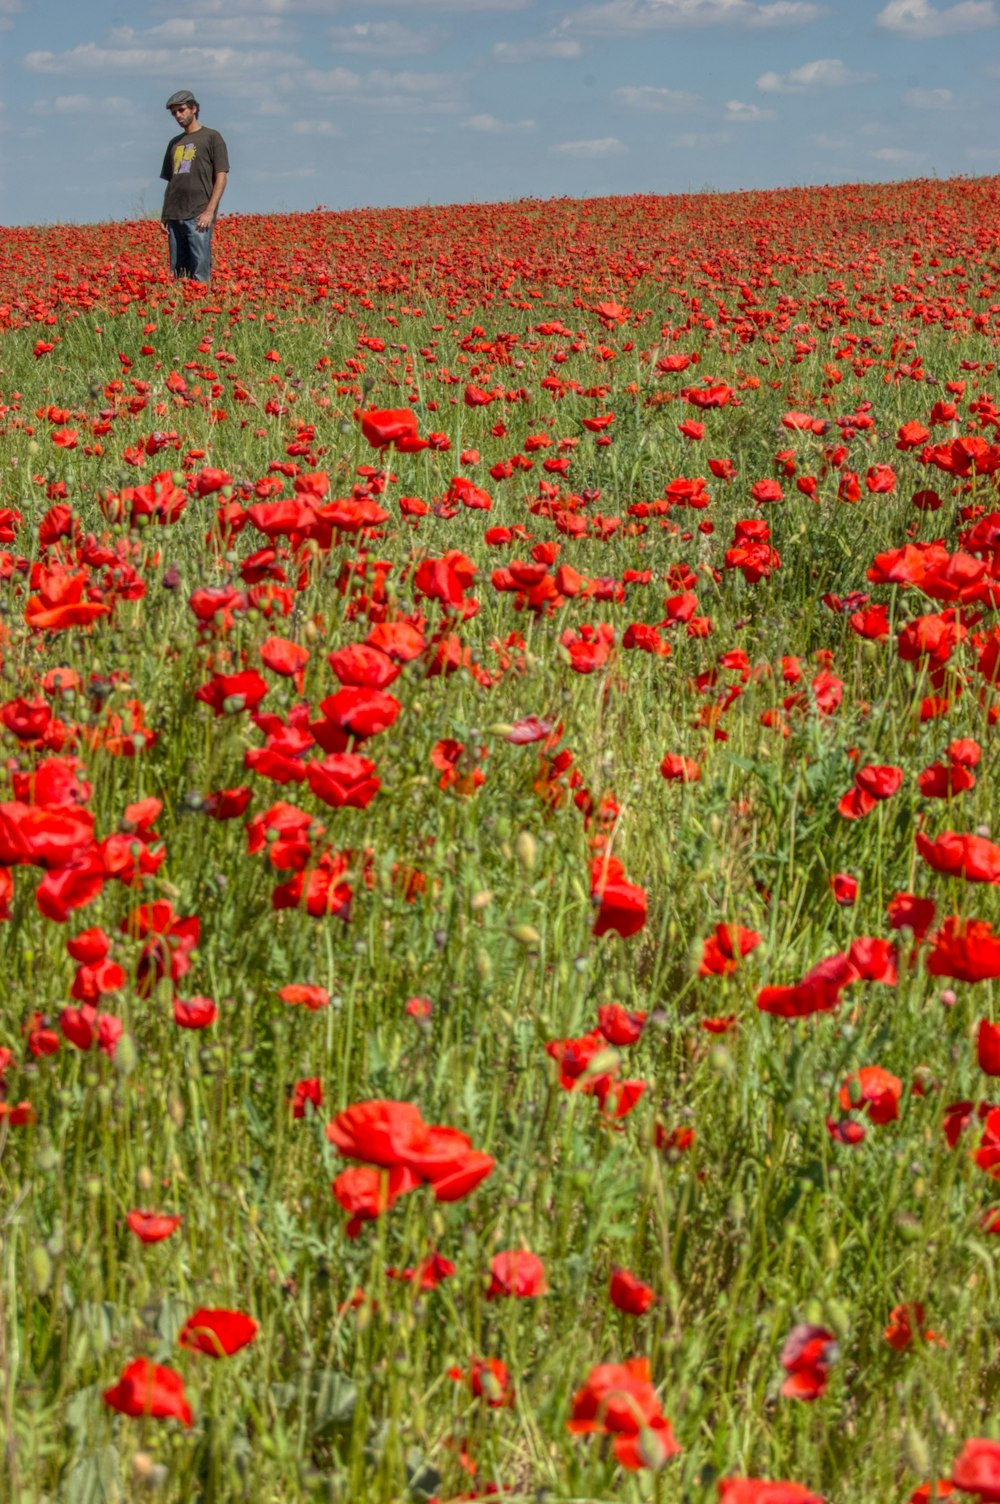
[172,143,197,176]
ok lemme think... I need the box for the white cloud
[300,66,453,95]
[750,0,826,15]
[192,0,529,9]
[568,0,823,34]
[24,43,303,78]
[0,0,20,31]
[291,118,339,134]
[723,98,776,120]
[757,57,876,91]
[291,66,462,113]
[614,84,702,111]
[673,129,732,147]
[876,0,996,37]
[492,37,583,61]
[329,0,530,8]
[869,145,926,162]
[465,113,536,131]
[550,136,626,155]
[115,16,293,44]
[903,85,954,106]
[30,93,133,114]
[328,21,434,54]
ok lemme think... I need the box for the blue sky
[2,0,999,226]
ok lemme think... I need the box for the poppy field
[5,176,1000,1503]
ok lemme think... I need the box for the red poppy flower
[327,642,400,689]
[366,620,427,663]
[888,891,936,940]
[597,1003,647,1045]
[591,854,647,940]
[359,406,421,445]
[594,1077,647,1120]
[195,669,269,717]
[883,1301,940,1351]
[428,1148,495,1202]
[126,1210,182,1244]
[830,873,858,906]
[757,952,855,1019]
[839,1065,902,1125]
[430,738,487,795]
[949,738,981,768]
[315,687,401,743]
[977,1108,1000,1177]
[952,1438,1000,1500]
[779,1324,837,1401]
[917,831,1000,885]
[103,1358,192,1426]
[326,1100,429,1166]
[178,1307,258,1358]
[173,996,217,1030]
[718,1483,824,1504]
[919,762,977,799]
[306,753,380,810]
[290,1077,323,1118]
[486,1250,548,1299]
[660,754,701,783]
[279,982,329,1011]
[699,923,761,978]
[567,1356,681,1470]
[388,1251,456,1290]
[0,802,95,868]
[260,635,309,687]
[847,937,897,985]
[609,1267,656,1315]
[202,786,253,820]
[447,1356,513,1407]
[979,1020,1000,1076]
[826,1116,866,1146]
[332,1164,419,1237]
[927,918,1000,982]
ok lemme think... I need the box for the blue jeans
[167,218,213,282]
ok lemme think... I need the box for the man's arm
[196,171,228,232]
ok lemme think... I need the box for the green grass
[1,180,1000,1502]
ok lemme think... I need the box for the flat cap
[165,89,197,110]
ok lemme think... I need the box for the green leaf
[406,1452,442,1503]
[311,1371,357,1435]
[60,1447,120,1504]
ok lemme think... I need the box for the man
[160,90,229,284]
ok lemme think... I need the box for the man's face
[169,103,196,128]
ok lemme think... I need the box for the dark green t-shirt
[160,126,230,221]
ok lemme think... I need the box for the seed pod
[514,831,537,873]
[115,1034,138,1076]
[636,1425,670,1472]
[902,1424,931,1479]
[824,1297,850,1342]
[30,1245,53,1295]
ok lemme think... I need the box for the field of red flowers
[3,175,1000,1503]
